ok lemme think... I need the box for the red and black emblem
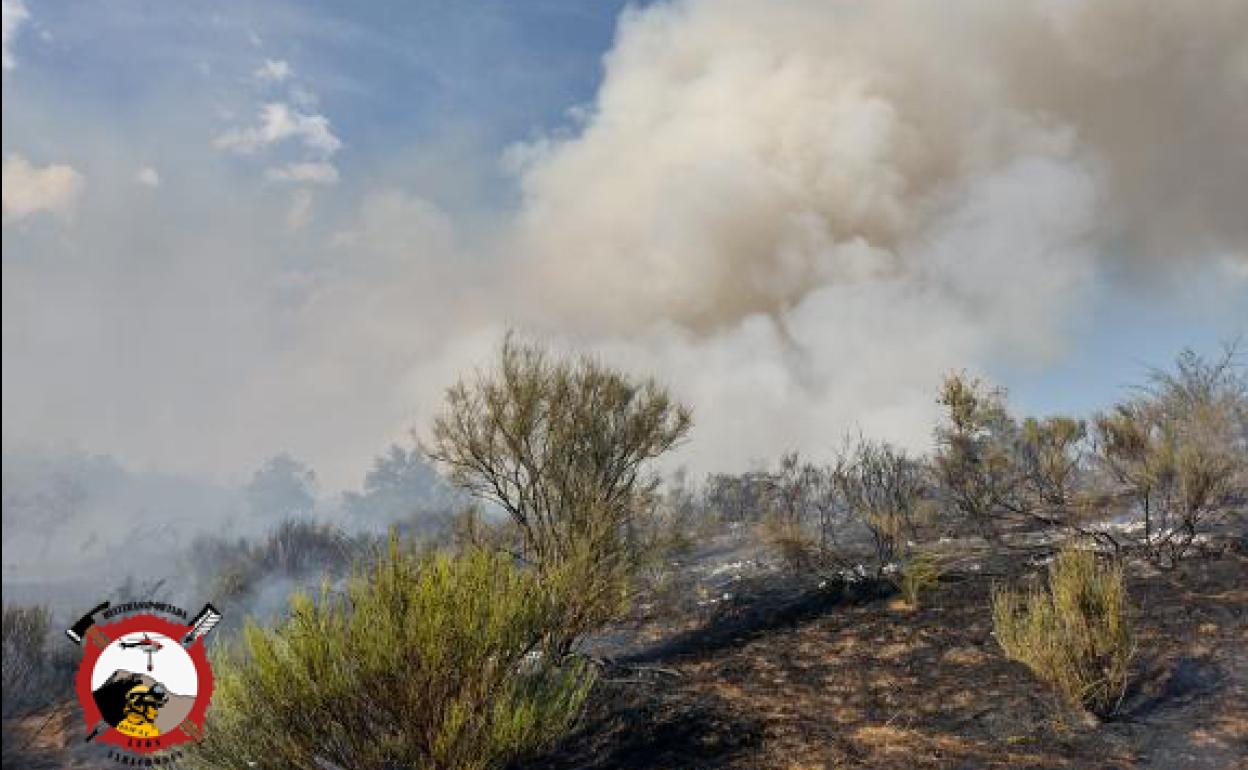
[67,603,221,752]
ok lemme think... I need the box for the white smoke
[477,0,1248,470]
[3,0,1246,489]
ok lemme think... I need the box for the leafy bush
[1017,416,1091,522]
[934,375,1103,540]
[452,505,634,656]
[185,541,594,770]
[427,334,691,652]
[892,552,944,608]
[991,547,1134,717]
[933,373,1024,539]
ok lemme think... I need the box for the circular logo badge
[74,613,214,753]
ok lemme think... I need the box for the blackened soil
[518,551,1248,770]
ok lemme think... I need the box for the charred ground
[518,535,1247,770]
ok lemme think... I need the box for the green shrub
[185,541,594,770]
[892,552,944,608]
[934,373,1024,539]
[991,547,1134,717]
[538,513,634,655]
[427,335,692,653]
[427,335,691,568]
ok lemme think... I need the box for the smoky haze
[2,0,1246,530]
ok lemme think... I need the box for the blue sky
[3,0,1245,487]
[3,0,631,205]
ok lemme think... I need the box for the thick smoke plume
[490,0,1247,470]
[3,0,1246,500]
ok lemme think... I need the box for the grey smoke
[495,0,1248,471]
[2,0,1245,503]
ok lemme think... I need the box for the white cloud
[2,0,29,71]
[2,154,85,225]
[254,58,292,84]
[266,161,338,186]
[134,166,161,187]
[214,102,342,158]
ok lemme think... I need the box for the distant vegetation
[4,341,1244,761]
[741,344,1246,579]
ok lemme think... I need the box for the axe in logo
[65,602,111,651]
[65,603,112,741]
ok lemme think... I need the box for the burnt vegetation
[4,341,1246,770]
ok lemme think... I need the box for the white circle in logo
[91,632,199,697]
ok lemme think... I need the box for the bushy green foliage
[892,552,944,608]
[428,334,691,563]
[934,373,1025,538]
[186,542,594,770]
[1017,416,1093,524]
[427,334,692,649]
[992,547,1134,717]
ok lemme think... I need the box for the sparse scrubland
[4,342,1246,770]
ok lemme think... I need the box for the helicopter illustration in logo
[118,633,163,672]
